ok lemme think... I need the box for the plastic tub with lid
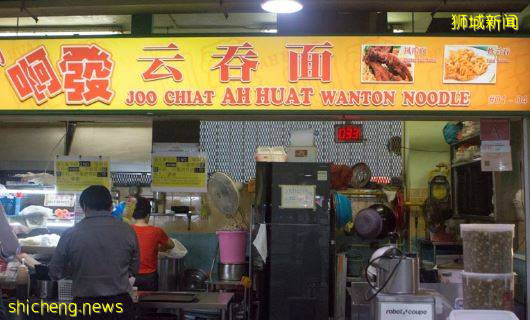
[462,271,514,310]
[460,224,514,273]
[449,310,518,320]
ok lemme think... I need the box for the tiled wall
[169,232,218,274]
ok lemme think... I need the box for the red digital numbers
[335,124,363,143]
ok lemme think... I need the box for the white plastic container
[255,146,288,162]
[449,310,519,320]
[462,271,514,310]
[289,130,314,146]
[460,224,514,273]
[58,279,73,301]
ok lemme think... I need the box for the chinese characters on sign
[151,153,207,193]
[211,42,258,82]
[287,42,332,82]
[6,46,62,105]
[138,43,184,82]
[451,14,518,31]
[58,45,114,105]
[5,44,114,105]
[54,156,111,192]
[0,36,528,112]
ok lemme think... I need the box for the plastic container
[438,269,463,284]
[255,146,288,162]
[449,310,519,320]
[58,279,73,301]
[15,264,29,299]
[0,197,20,215]
[217,230,247,264]
[462,272,514,310]
[354,204,396,240]
[461,224,514,273]
[333,192,352,228]
[289,130,314,146]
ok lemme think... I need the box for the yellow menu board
[151,152,207,193]
[54,156,111,192]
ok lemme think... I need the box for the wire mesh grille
[200,121,402,181]
[111,172,151,187]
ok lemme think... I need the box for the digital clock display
[334,124,363,143]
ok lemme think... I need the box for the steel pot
[376,255,419,295]
[158,256,182,291]
[218,263,248,281]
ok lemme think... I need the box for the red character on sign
[287,42,332,82]
[211,42,258,82]
[5,46,62,104]
[138,43,184,82]
[57,44,114,105]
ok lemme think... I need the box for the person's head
[79,185,113,214]
[132,196,151,222]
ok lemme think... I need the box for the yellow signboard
[54,156,111,192]
[151,153,207,193]
[0,36,528,112]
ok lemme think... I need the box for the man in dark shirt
[0,293,6,320]
[49,185,139,319]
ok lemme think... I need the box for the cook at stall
[131,196,174,291]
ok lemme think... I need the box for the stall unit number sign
[54,157,111,192]
[151,153,207,193]
[379,302,434,320]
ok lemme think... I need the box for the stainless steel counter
[137,291,234,320]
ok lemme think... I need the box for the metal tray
[138,292,197,303]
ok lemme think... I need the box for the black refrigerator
[252,162,331,320]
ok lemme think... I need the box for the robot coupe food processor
[366,247,436,320]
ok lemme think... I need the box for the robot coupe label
[379,302,434,320]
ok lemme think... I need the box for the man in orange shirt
[131,196,174,291]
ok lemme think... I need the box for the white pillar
[523,117,530,320]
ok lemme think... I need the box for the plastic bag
[443,122,463,145]
[19,206,52,229]
[9,223,30,235]
[111,202,126,221]
[18,234,60,247]
[159,238,188,259]
[0,184,10,198]
[14,172,55,186]
[19,206,53,217]
[0,204,20,258]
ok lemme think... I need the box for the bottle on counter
[130,286,138,303]
[15,262,29,299]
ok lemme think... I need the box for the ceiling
[0,1,527,34]
[152,13,277,34]
[0,0,528,17]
